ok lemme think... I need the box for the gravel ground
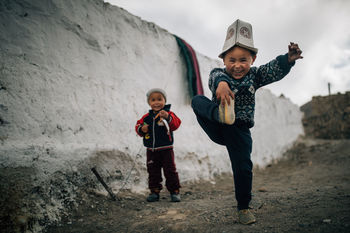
[44,139,350,233]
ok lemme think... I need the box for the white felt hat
[146,88,167,102]
[218,19,258,58]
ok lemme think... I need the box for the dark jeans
[146,148,181,193]
[191,95,253,210]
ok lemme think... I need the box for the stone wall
[300,92,350,139]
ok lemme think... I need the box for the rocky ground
[44,138,350,233]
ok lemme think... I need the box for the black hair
[222,45,257,59]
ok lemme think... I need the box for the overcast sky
[105,0,350,106]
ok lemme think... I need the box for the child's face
[223,46,256,79]
[148,92,166,112]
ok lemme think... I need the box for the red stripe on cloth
[178,38,204,95]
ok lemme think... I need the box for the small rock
[258,203,265,209]
[72,166,78,173]
[16,215,28,226]
[323,219,331,223]
[258,187,268,192]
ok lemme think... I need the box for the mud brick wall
[300,92,350,139]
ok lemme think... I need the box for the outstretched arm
[288,42,303,64]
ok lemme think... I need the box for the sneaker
[146,192,159,202]
[218,97,235,125]
[238,209,256,225]
[170,193,181,202]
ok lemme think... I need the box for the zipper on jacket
[152,117,156,151]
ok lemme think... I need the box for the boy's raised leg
[191,95,225,145]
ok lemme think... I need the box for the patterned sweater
[209,54,295,128]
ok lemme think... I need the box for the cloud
[106,0,350,105]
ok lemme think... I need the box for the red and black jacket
[135,104,181,151]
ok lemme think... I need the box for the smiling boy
[135,88,182,202]
[191,19,303,224]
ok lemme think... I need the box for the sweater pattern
[208,54,294,128]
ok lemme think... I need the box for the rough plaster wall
[0,0,303,226]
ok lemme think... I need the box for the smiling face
[148,92,166,112]
[223,46,256,79]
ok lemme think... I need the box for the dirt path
[45,139,350,233]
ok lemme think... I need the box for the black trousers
[191,95,253,210]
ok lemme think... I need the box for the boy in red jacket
[135,88,182,202]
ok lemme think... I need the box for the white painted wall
[0,0,303,195]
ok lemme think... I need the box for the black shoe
[146,193,159,202]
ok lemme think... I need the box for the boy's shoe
[238,209,256,225]
[146,192,160,202]
[170,191,181,202]
[218,97,235,125]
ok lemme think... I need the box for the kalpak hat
[218,19,258,58]
[146,88,167,102]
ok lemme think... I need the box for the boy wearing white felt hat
[191,19,303,224]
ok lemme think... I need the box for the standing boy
[191,19,303,224]
[135,88,182,202]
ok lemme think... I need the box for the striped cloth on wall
[174,35,204,98]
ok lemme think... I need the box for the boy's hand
[141,124,149,133]
[216,81,235,106]
[154,110,169,120]
[158,110,169,119]
[288,42,303,63]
